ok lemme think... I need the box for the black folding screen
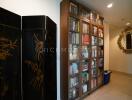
[0,7,57,100]
[0,7,21,100]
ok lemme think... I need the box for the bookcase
[60,0,104,100]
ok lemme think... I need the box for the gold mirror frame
[117,27,132,53]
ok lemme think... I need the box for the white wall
[109,28,132,74]
[104,22,110,70]
[0,0,61,99]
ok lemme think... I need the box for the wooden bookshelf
[60,0,104,100]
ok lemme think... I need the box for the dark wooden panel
[60,0,69,100]
[22,16,57,100]
[0,7,21,29]
[44,16,57,100]
[0,8,21,100]
[22,16,45,100]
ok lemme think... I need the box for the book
[98,46,104,57]
[69,32,79,44]
[91,78,97,89]
[70,2,78,15]
[69,17,79,32]
[82,23,89,33]
[69,45,79,60]
[82,60,88,71]
[93,26,97,36]
[99,38,103,46]
[91,58,96,68]
[69,77,79,88]
[91,68,97,78]
[80,8,90,19]
[98,58,104,67]
[76,33,79,44]
[82,84,88,93]
[82,34,90,45]
[81,46,89,58]
[90,12,97,23]
[92,46,97,57]
[70,62,79,75]
[92,36,97,45]
[98,17,103,26]
[69,88,79,99]
[81,72,89,83]
[98,29,103,37]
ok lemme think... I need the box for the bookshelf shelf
[61,0,104,99]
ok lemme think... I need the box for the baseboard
[110,70,132,76]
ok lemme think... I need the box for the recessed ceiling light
[126,22,131,26]
[107,3,113,8]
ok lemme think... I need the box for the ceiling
[76,0,132,30]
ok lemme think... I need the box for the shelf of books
[80,20,91,97]
[61,0,104,100]
[68,2,80,100]
[97,27,104,86]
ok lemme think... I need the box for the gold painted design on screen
[25,60,44,91]
[33,34,44,61]
[0,37,17,60]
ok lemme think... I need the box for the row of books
[92,36,104,46]
[69,84,89,99]
[99,38,103,46]
[91,59,97,68]
[98,29,103,37]
[98,58,104,67]
[98,46,104,57]
[91,68,97,78]
[93,26,98,36]
[69,45,91,60]
[69,77,79,88]
[81,72,89,83]
[91,58,103,68]
[69,87,79,99]
[90,12,103,26]
[92,46,97,57]
[82,34,90,45]
[69,62,79,75]
[80,8,90,19]
[91,36,97,45]
[82,84,88,93]
[69,44,104,60]
[69,32,79,44]
[82,23,90,34]
[92,27,104,37]
[69,44,79,60]
[81,46,89,58]
[69,17,79,32]
[81,60,89,71]
[70,2,78,15]
[69,45,103,60]
[69,33,91,45]
[90,12,97,24]
[91,78,97,89]
[70,2,103,26]
[69,60,93,76]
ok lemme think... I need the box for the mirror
[117,27,132,53]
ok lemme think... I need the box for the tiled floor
[84,71,132,100]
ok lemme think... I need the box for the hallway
[85,71,132,100]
